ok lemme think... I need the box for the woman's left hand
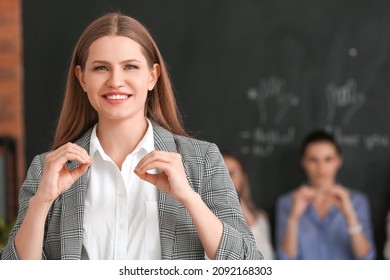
[331,185,358,223]
[134,151,193,202]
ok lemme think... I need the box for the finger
[54,143,91,163]
[68,162,92,180]
[135,152,179,173]
[134,170,161,186]
[48,152,91,170]
[135,151,165,170]
[297,188,315,199]
[135,160,174,176]
[52,145,91,165]
[330,187,347,200]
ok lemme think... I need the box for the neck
[96,116,149,167]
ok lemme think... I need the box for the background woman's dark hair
[300,129,342,157]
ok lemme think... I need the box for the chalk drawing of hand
[326,79,366,126]
[248,76,299,124]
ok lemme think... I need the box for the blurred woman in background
[275,130,375,259]
[222,150,274,259]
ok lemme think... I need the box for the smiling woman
[0,12,262,260]
[74,35,160,142]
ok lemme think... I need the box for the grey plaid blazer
[1,123,262,260]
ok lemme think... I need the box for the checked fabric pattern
[1,123,263,260]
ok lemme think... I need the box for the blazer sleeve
[200,143,263,260]
[0,154,48,260]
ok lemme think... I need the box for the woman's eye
[125,64,138,70]
[94,66,108,71]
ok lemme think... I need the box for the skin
[15,35,223,259]
[281,141,371,258]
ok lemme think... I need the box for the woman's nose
[106,70,125,88]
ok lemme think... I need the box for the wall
[0,0,24,221]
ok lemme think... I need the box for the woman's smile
[103,92,133,104]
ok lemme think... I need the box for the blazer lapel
[152,123,181,260]
[60,129,92,260]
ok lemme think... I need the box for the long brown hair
[53,12,186,149]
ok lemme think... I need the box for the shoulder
[152,121,218,157]
[275,190,297,215]
[347,188,370,206]
[173,134,217,155]
[172,134,225,175]
[255,209,270,223]
[277,190,294,207]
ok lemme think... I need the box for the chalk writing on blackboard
[326,79,366,126]
[325,78,389,151]
[240,76,298,157]
[240,127,296,157]
[325,125,390,151]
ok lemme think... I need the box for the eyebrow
[90,59,141,64]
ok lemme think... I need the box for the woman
[0,13,261,260]
[222,150,274,259]
[275,130,375,259]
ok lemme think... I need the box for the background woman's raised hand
[289,186,315,221]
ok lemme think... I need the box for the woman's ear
[75,65,86,92]
[148,63,161,91]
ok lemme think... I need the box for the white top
[250,212,275,260]
[81,119,161,260]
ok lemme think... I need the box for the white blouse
[81,120,161,260]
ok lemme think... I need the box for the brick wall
[0,0,24,220]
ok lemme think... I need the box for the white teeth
[105,94,129,100]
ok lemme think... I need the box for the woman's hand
[35,143,92,204]
[289,186,315,221]
[281,186,314,257]
[331,185,358,224]
[135,150,227,259]
[134,151,193,202]
[14,143,91,259]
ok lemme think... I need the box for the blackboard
[23,0,390,258]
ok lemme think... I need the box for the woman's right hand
[289,185,315,221]
[35,143,92,204]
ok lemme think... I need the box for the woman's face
[301,141,342,186]
[76,35,160,123]
[223,156,246,194]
